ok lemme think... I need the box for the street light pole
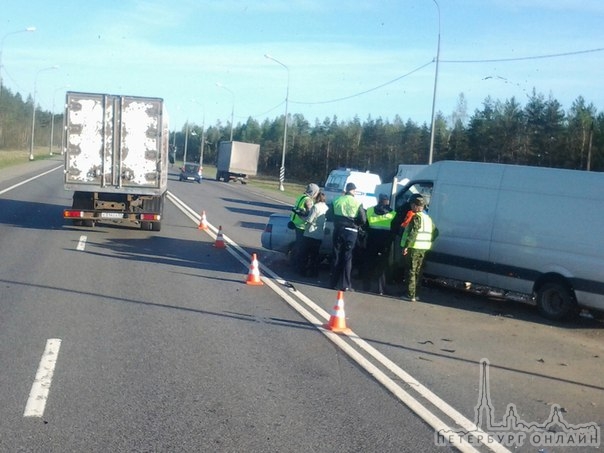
[0,27,35,144]
[264,54,289,192]
[428,0,441,165]
[0,26,36,100]
[50,85,68,156]
[29,65,58,161]
[216,82,234,141]
[190,99,205,166]
[183,120,189,165]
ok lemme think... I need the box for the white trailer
[393,160,604,321]
[62,92,169,231]
[215,141,260,183]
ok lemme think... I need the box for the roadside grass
[0,148,56,170]
[195,162,306,199]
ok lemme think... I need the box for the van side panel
[414,161,604,314]
[426,182,498,284]
[488,165,604,310]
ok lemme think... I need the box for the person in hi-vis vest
[363,193,395,295]
[400,197,438,302]
[290,183,320,267]
[329,182,367,291]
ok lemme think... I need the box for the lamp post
[50,85,69,155]
[190,99,205,166]
[264,54,289,192]
[0,26,35,143]
[0,26,36,100]
[29,65,59,161]
[428,0,441,165]
[183,120,190,165]
[215,82,234,141]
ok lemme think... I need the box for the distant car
[179,163,202,183]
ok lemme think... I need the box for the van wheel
[536,281,577,321]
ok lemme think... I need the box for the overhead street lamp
[215,82,234,141]
[29,65,59,161]
[0,26,36,99]
[264,54,289,192]
[50,85,69,156]
[428,0,441,165]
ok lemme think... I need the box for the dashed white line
[76,235,87,251]
[23,338,62,418]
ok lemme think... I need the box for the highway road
[0,157,602,453]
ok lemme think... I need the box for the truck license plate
[101,212,124,219]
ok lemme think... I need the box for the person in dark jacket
[329,182,367,291]
[362,193,395,295]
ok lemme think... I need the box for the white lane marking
[23,338,62,418]
[166,191,510,453]
[0,165,63,195]
[76,235,87,251]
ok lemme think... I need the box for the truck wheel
[536,281,578,321]
[151,221,161,232]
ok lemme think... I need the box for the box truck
[392,160,604,321]
[62,92,169,231]
[215,141,260,183]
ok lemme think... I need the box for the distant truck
[216,141,260,183]
[62,91,169,231]
[392,160,604,321]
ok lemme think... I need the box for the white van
[393,160,604,321]
[323,168,382,209]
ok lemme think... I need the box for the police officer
[329,182,367,291]
[401,197,438,302]
[363,193,396,295]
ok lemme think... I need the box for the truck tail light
[140,213,161,221]
[63,210,84,218]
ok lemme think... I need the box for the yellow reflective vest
[401,211,435,250]
[290,194,311,230]
[366,206,395,230]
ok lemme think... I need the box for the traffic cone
[214,225,226,249]
[198,210,209,230]
[323,291,352,334]
[245,253,264,286]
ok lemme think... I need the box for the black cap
[379,193,389,202]
[412,197,425,207]
[345,182,357,192]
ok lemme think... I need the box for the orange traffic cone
[198,210,209,230]
[324,291,352,334]
[214,225,226,249]
[245,253,264,286]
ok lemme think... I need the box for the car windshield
[184,164,200,172]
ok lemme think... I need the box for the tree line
[1,87,602,183]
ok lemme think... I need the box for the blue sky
[2,0,603,131]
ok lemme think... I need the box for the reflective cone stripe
[324,291,351,334]
[246,253,264,286]
[214,225,226,248]
[198,211,209,230]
